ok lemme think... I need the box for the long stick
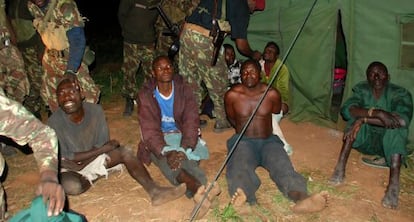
[189,0,318,220]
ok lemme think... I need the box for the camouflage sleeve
[0,90,58,173]
[59,0,84,29]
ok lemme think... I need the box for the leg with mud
[291,191,329,213]
[382,154,401,209]
[192,185,212,220]
[176,170,212,219]
[329,138,353,185]
[114,149,186,206]
[176,169,203,196]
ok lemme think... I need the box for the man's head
[224,44,236,67]
[151,55,174,84]
[240,59,262,88]
[262,41,280,63]
[56,78,83,114]
[366,61,389,90]
[30,0,49,8]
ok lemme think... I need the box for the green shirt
[261,59,290,105]
[342,81,413,127]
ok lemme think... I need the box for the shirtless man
[224,59,328,213]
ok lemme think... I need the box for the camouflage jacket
[0,89,58,173]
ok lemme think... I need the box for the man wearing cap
[178,0,264,133]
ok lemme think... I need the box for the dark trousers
[226,134,307,204]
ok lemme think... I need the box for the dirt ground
[3,97,414,222]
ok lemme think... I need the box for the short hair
[241,59,262,73]
[152,55,172,70]
[57,78,81,93]
[366,61,388,75]
[265,41,280,55]
[223,44,235,51]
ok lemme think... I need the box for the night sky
[75,0,121,39]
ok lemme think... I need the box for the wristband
[364,117,367,123]
[368,107,375,117]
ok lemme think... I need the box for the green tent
[231,0,414,149]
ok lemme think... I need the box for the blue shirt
[154,84,178,133]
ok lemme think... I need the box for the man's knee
[61,171,90,195]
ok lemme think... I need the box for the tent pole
[189,0,318,220]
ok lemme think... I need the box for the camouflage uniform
[0,1,30,104]
[28,0,100,112]
[0,88,59,219]
[154,0,198,57]
[118,0,160,99]
[121,42,154,98]
[178,27,228,124]
[8,0,46,115]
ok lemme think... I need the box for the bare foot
[191,185,212,220]
[382,184,399,209]
[329,168,345,185]
[206,182,221,201]
[292,191,329,213]
[151,183,186,206]
[230,188,251,216]
[231,188,247,207]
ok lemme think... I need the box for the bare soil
[3,96,414,222]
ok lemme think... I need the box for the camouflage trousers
[20,46,45,113]
[41,50,100,112]
[0,45,30,103]
[121,42,154,99]
[178,26,228,122]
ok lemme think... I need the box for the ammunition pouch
[82,46,95,66]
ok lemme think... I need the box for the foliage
[213,204,242,222]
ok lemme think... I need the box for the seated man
[224,59,328,213]
[223,44,241,87]
[47,78,186,206]
[259,41,292,154]
[330,61,413,209]
[137,56,220,219]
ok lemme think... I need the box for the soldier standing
[118,0,159,116]
[154,0,198,58]
[27,0,100,112]
[0,0,30,105]
[8,0,45,119]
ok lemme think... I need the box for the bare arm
[62,140,120,170]
[349,106,405,128]
[224,90,236,127]
[235,38,261,60]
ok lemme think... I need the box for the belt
[183,23,211,37]
[46,49,68,58]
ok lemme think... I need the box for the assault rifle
[210,19,227,66]
[150,1,180,58]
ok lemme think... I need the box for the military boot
[123,97,134,116]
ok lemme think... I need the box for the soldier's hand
[251,50,262,61]
[37,170,65,217]
[63,70,78,82]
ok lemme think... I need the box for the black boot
[123,97,134,116]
